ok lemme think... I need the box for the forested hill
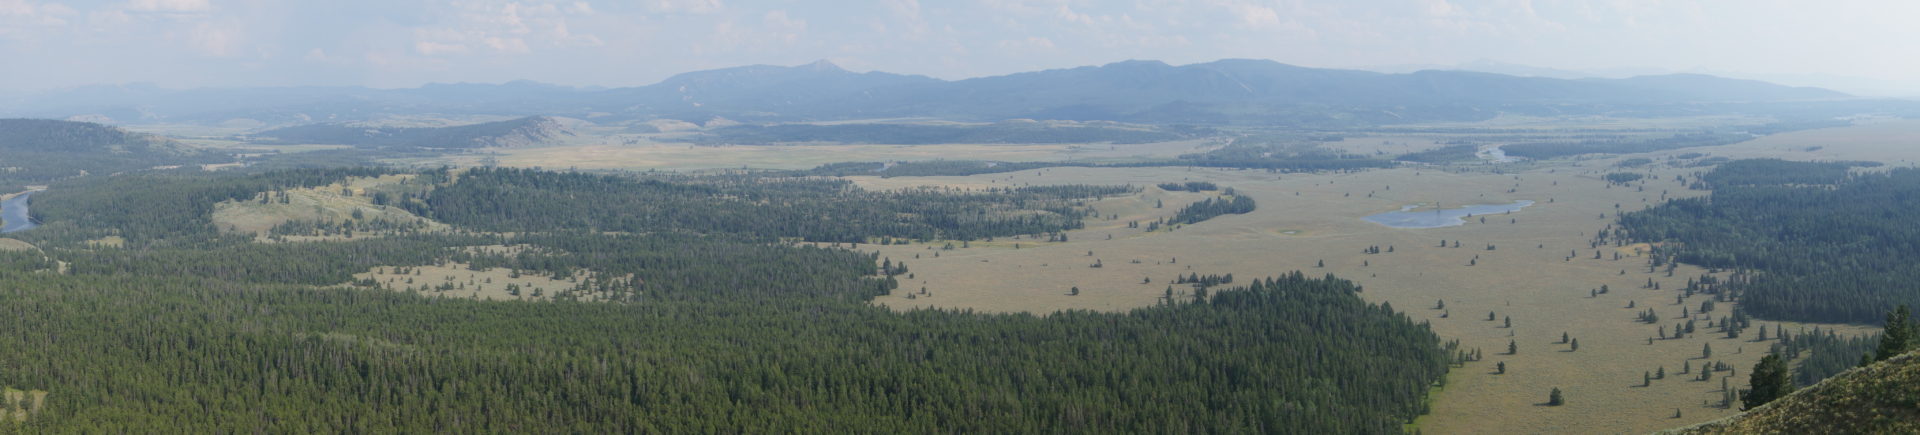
[0,118,227,190]
[1610,159,1920,324]
[1665,350,1920,434]
[252,116,572,148]
[0,167,1451,432]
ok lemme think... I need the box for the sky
[2,0,1917,95]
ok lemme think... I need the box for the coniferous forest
[1612,159,1920,324]
[0,167,1449,433]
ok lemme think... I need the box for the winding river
[1,191,39,233]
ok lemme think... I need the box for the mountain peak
[802,59,846,73]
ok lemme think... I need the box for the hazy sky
[3,0,1917,94]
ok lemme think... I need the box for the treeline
[798,155,1391,179]
[1696,158,1854,187]
[1603,172,1645,185]
[419,167,1130,242]
[1501,132,1754,159]
[0,259,1447,432]
[1157,181,1217,191]
[800,160,1062,178]
[1176,137,1395,171]
[20,167,401,249]
[1394,144,1480,163]
[1612,161,1920,323]
[1776,326,1879,387]
[1174,194,1256,225]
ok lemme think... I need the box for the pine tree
[1872,305,1915,362]
[1547,387,1564,406]
[1743,353,1795,410]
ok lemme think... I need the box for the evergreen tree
[1872,305,1915,362]
[1743,353,1796,410]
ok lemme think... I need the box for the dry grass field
[837,123,1901,433]
[0,238,36,252]
[298,118,1910,433]
[211,174,446,239]
[2,388,49,422]
[350,260,613,302]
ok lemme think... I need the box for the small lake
[1364,200,1534,229]
[1478,145,1519,163]
[1,191,38,233]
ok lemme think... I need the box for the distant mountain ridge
[0,59,1879,126]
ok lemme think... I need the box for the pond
[1363,200,1534,229]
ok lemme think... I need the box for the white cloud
[648,0,721,14]
[998,36,1055,51]
[126,0,209,13]
[186,21,236,56]
[761,9,805,44]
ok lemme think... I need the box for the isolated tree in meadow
[1504,316,1512,328]
[1561,332,1569,344]
[1507,340,1517,355]
[1547,388,1565,406]
[1488,311,1497,321]
[1703,343,1713,359]
[1743,353,1795,410]
[1644,371,1652,386]
[1497,361,1506,374]
[1570,339,1579,352]
[1656,366,1666,379]
[1069,286,1080,296]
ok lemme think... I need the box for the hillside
[253,116,573,148]
[0,119,227,190]
[4,59,1894,126]
[1665,350,1920,434]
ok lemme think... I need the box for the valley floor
[839,121,1910,433]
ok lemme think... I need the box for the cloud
[648,0,721,14]
[406,1,604,57]
[998,36,1055,51]
[186,21,237,56]
[760,9,805,44]
[126,0,209,13]
[0,0,77,29]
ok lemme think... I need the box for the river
[1,191,39,233]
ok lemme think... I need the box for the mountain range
[0,59,1895,127]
